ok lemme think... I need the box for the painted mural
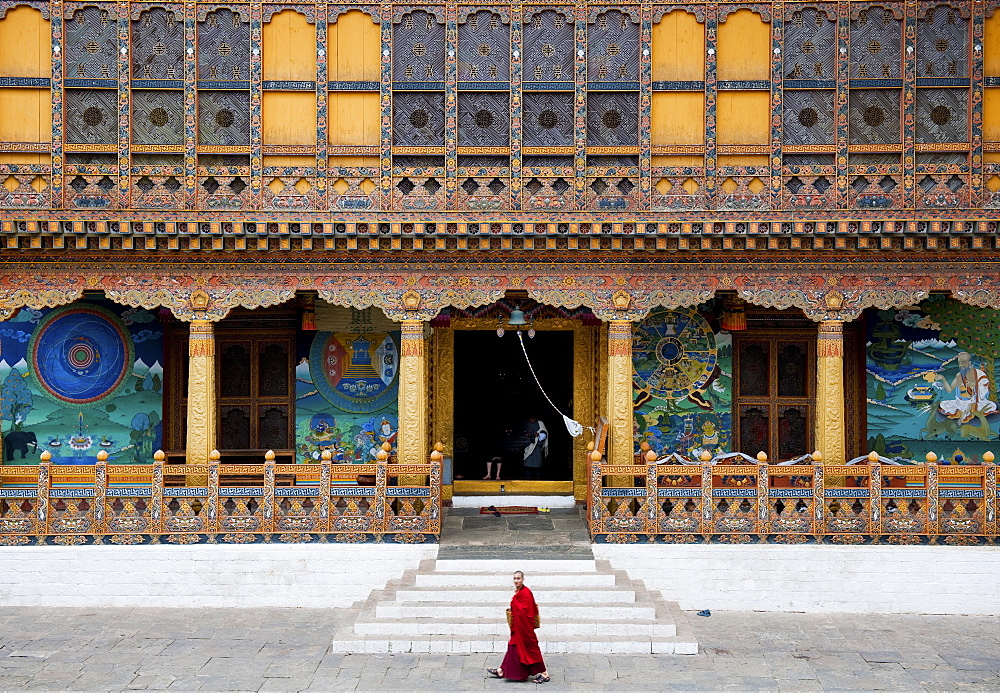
[295,329,400,464]
[0,302,163,465]
[632,307,733,457]
[866,297,1000,463]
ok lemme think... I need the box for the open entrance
[453,330,574,482]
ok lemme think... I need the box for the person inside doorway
[483,455,503,480]
[522,416,549,480]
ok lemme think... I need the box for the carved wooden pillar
[399,320,429,469]
[186,319,217,465]
[608,320,634,480]
[816,320,846,465]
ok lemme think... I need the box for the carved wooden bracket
[105,286,295,322]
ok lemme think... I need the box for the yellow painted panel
[262,10,317,82]
[263,156,316,167]
[986,14,1000,77]
[985,153,1000,164]
[719,154,768,166]
[328,10,379,82]
[0,153,49,165]
[716,91,769,144]
[0,88,50,142]
[651,92,704,145]
[0,7,50,78]
[652,155,703,166]
[262,92,317,145]
[329,155,380,167]
[652,11,704,82]
[328,92,379,145]
[985,88,1000,142]
[717,9,770,81]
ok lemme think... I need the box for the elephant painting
[4,431,38,460]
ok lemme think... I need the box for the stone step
[374,603,657,619]
[414,572,618,588]
[432,559,598,573]
[353,618,676,637]
[393,588,635,603]
[329,634,698,655]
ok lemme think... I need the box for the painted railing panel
[0,460,441,546]
[589,459,998,545]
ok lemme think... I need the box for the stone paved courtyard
[2,605,999,691]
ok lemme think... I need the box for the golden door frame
[431,317,600,502]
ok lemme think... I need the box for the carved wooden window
[132,90,183,145]
[916,88,968,143]
[197,91,251,146]
[458,92,510,147]
[393,9,445,82]
[784,7,836,80]
[734,336,815,460]
[783,90,835,146]
[917,4,969,78]
[458,10,510,82]
[524,10,574,83]
[217,334,294,452]
[393,91,445,145]
[588,10,639,82]
[523,92,573,146]
[197,8,250,82]
[65,89,117,144]
[849,5,902,79]
[65,6,118,79]
[587,92,638,146]
[132,8,184,80]
[848,89,901,144]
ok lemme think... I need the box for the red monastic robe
[509,585,543,665]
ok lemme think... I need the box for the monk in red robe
[487,571,550,683]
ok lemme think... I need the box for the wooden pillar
[608,320,634,478]
[816,320,846,465]
[186,319,217,465]
[399,319,428,467]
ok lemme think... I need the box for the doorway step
[329,557,699,655]
[450,494,578,508]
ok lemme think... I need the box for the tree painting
[924,300,1000,393]
[0,369,33,432]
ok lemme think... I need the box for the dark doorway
[453,330,573,481]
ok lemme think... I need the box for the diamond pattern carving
[524,10,574,83]
[393,10,445,82]
[917,4,969,78]
[458,10,509,82]
[65,89,117,144]
[197,8,250,81]
[784,6,836,79]
[65,6,118,80]
[132,8,184,80]
[458,92,510,147]
[848,89,900,144]
[131,90,183,145]
[849,6,902,79]
[393,92,445,146]
[523,92,573,147]
[783,90,835,145]
[587,92,638,146]
[197,91,251,146]
[588,10,639,82]
[916,88,968,143]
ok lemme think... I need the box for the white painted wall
[595,544,1000,615]
[0,544,437,608]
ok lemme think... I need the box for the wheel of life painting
[632,308,717,401]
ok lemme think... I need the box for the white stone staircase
[330,557,699,655]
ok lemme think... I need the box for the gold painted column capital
[186,318,217,470]
[607,319,634,474]
[399,319,429,469]
[816,319,846,465]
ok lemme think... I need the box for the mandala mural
[632,308,717,400]
[28,305,133,405]
[308,331,399,414]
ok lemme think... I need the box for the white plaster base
[450,495,578,508]
[594,543,1000,615]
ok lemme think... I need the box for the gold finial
[587,441,595,451]
[640,440,651,452]
[645,449,657,463]
[40,451,51,462]
[264,450,275,462]
[96,450,108,462]
[433,442,444,453]
[699,449,712,462]
[985,451,995,464]
[320,449,332,461]
[376,449,389,462]
[868,451,880,463]
[154,450,166,462]
[430,450,443,462]
[756,451,768,462]
[925,451,938,463]
[811,450,823,463]
[210,449,221,461]
[591,450,603,462]
[381,442,392,452]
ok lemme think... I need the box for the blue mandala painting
[308,331,399,414]
[29,306,133,405]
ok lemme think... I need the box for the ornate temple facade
[0,0,999,544]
